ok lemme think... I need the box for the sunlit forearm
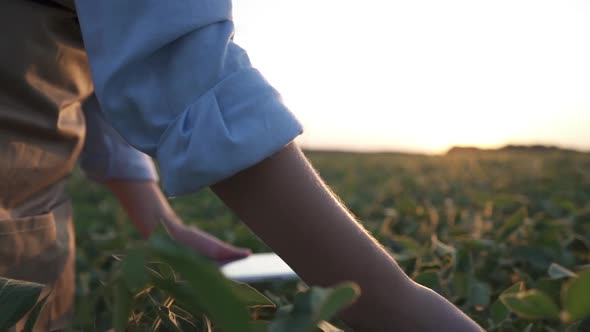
[211,143,483,331]
[102,180,172,239]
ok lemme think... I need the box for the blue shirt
[74,0,303,196]
[80,94,159,183]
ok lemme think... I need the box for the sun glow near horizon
[233,0,590,154]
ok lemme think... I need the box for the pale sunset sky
[232,0,590,154]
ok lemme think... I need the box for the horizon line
[300,143,590,156]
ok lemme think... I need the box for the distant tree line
[447,144,581,155]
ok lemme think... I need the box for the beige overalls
[0,0,92,330]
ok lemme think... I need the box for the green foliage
[112,277,133,331]
[0,277,44,330]
[38,149,589,330]
[500,290,560,320]
[227,281,276,308]
[269,283,360,332]
[22,292,51,332]
[24,230,357,331]
[148,235,255,332]
[468,280,491,308]
[496,207,527,240]
[491,299,510,327]
[561,269,590,323]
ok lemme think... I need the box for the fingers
[166,221,251,262]
[209,242,252,262]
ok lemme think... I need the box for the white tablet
[220,252,298,283]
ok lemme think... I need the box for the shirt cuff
[156,68,302,196]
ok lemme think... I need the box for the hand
[161,214,252,262]
[104,180,251,263]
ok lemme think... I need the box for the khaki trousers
[0,0,92,330]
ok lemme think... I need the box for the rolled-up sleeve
[80,95,159,183]
[74,0,303,196]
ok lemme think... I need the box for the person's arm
[212,143,483,331]
[103,180,251,261]
[80,95,250,261]
[74,3,481,330]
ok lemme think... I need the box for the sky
[232,0,590,154]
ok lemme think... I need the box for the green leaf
[563,318,590,332]
[113,278,133,332]
[121,248,148,292]
[561,269,590,322]
[414,271,441,290]
[500,290,560,320]
[497,207,527,240]
[548,263,577,280]
[451,272,469,299]
[391,251,417,262]
[227,281,276,308]
[148,235,254,332]
[502,282,526,295]
[393,235,422,253]
[250,320,271,332]
[269,282,360,332]
[0,277,44,330]
[457,238,495,250]
[147,261,177,282]
[490,299,510,326]
[21,291,51,332]
[468,280,491,308]
[455,250,474,274]
[308,284,359,320]
[535,278,562,304]
[432,235,457,257]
